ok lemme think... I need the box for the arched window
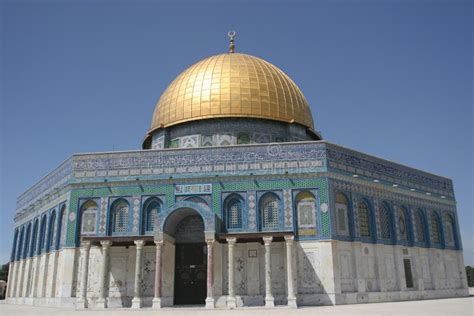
[31,219,39,256]
[379,203,392,240]
[398,207,409,241]
[39,216,47,253]
[111,200,130,234]
[11,229,18,261]
[81,200,98,235]
[48,211,57,250]
[225,196,244,230]
[357,200,371,237]
[59,205,67,246]
[430,212,442,244]
[414,209,426,243]
[296,191,317,236]
[444,214,456,247]
[335,193,350,236]
[260,193,280,230]
[23,223,32,259]
[17,227,25,260]
[143,198,161,233]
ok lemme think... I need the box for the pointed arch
[335,192,350,236]
[48,210,57,251]
[259,192,281,231]
[357,198,373,238]
[224,194,245,231]
[38,215,48,254]
[31,219,39,256]
[110,198,130,235]
[444,213,457,248]
[429,211,442,245]
[142,197,162,234]
[58,205,67,247]
[23,223,32,259]
[379,202,393,242]
[80,200,99,235]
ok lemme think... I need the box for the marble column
[226,237,237,309]
[284,235,297,308]
[205,238,215,308]
[131,240,145,308]
[152,240,164,309]
[263,236,274,307]
[76,241,91,309]
[96,240,112,309]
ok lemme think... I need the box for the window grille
[59,207,67,246]
[444,215,454,245]
[380,204,391,240]
[415,210,425,242]
[262,197,279,229]
[398,209,408,240]
[227,199,243,229]
[430,213,441,244]
[49,213,56,248]
[358,201,371,237]
[113,202,129,233]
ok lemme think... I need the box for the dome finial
[228,31,236,53]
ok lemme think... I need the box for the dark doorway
[174,243,207,305]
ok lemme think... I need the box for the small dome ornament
[228,30,236,53]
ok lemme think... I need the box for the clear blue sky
[1,0,472,265]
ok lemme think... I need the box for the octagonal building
[6,37,469,309]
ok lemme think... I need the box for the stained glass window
[358,201,371,237]
[113,201,129,233]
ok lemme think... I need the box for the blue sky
[1,0,472,265]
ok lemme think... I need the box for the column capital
[134,239,145,249]
[154,240,164,247]
[81,240,91,249]
[226,237,237,245]
[206,238,215,246]
[100,240,112,248]
[263,236,273,245]
[284,235,295,244]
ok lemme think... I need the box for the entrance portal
[174,243,207,305]
[172,214,207,305]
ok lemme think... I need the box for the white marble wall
[6,240,469,308]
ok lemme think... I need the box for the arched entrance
[173,214,206,305]
[160,205,215,306]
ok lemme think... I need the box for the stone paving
[0,297,473,316]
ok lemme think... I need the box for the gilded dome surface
[147,53,315,137]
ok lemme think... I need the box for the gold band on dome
[148,53,315,135]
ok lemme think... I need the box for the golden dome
[145,53,315,142]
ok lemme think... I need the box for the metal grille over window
[380,204,391,240]
[113,202,129,233]
[430,213,441,244]
[262,197,279,229]
[358,201,371,237]
[59,206,67,246]
[228,199,243,229]
[415,210,425,242]
[49,213,56,248]
[81,201,98,234]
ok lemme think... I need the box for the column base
[227,296,237,309]
[152,297,163,309]
[75,298,88,309]
[287,297,297,308]
[131,297,142,309]
[205,297,215,309]
[265,296,275,308]
[96,298,107,309]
